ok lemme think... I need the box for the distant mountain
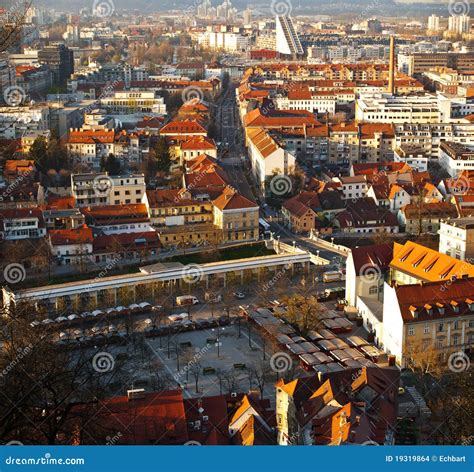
[35,0,452,17]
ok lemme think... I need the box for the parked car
[176,295,199,306]
[234,292,246,299]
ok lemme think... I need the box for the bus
[259,218,271,238]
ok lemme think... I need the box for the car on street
[234,292,246,299]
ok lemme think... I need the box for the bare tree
[189,360,201,393]
[0,1,31,54]
[247,361,272,399]
[0,303,115,444]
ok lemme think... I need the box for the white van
[322,271,343,283]
[176,295,200,306]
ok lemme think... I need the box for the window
[438,323,444,332]
[424,324,430,334]
[408,327,415,336]
[369,286,378,295]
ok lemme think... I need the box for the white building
[337,176,369,200]
[448,14,470,35]
[200,31,249,52]
[394,122,474,159]
[246,128,296,194]
[100,91,166,115]
[276,15,303,57]
[0,105,50,139]
[356,93,443,124]
[71,173,146,207]
[275,90,336,114]
[0,208,46,241]
[427,14,440,31]
[49,225,94,266]
[439,141,474,177]
[439,217,474,261]
[393,146,429,172]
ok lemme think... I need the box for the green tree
[154,137,171,173]
[29,136,48,170]
[283,294,324,335]
[102,154,121,175]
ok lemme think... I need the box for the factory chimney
[388,35,395,95]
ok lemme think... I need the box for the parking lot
[145,322,286,400]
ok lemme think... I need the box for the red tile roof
[244,108,320,128]
[146,189,199,208]
[82,203,149,225]
[68,130,115,144]
[213,186,258,211]
[49,225,94,245]
[283,191,320,217]
[395,277,474,323]
[77,389,188,445]
[159,119,207,135]
[93,231,161,252]
[180,135,216,151]
[351,243,393,276]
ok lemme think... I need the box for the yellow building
[212,186,259,243]
[383,277,474,368]
[389,240,474,286]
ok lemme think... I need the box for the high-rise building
[427,14,440,31]
[275,15,303,57]
[243,8,252,25]
[38,44,74,87]
[448,14,470,35]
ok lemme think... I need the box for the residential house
[0,208,46,240]
[334,199,399,234]
[345,243,393,307]
[81,203,152,235]
[389,240,474,286]
[383,277,474,367]
[398,202,458,234]
[275,367,399,445]
[439,217,474,261]
[179,136,217,162]
[337,176,369,200]
[282,192,319,234]
[246,127,296,195]
[212,186,259,243]
[71,173,146,207]
[49,225,94,266]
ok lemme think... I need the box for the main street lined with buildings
[0,0,473,451]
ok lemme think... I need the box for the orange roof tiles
[180,135,216,151]
[396,277,474,323]
[159,119,207,135]
[68,130,115,144]
[49,225,93,245]
[391,241,474,282]
[4,159,35,175]
[244,108,320,128]
[247,128,278,158]
[213,186,258,211]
